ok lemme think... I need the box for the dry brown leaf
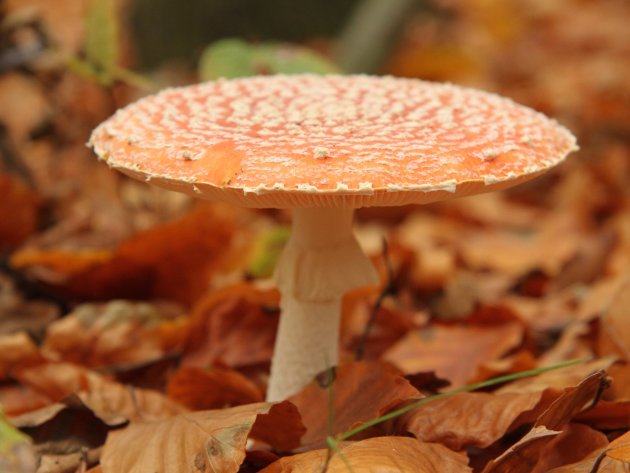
[459,214,584,278]
[498,358,615,394]
[42,300,185,369]
[577,401,630,430]
[0,174,40,252]
[383,323,523,387]
[14,205,243,306]
[0,383,52,417]
[547,430,630,472]
[16,362,185,424]
[10,396,110,464]
[532,423,609,472]
[435,192,543,229]
[599,277,630,361]
[10,249,113,280]
[249,401,306,452]
[395,390,544,450]
[607,430,630,463]
[182,283,280,368]
[0,332,45,380]
[167,366,263,410]
[484,370,609,472]
[260,436,472,473]
[288,361,420,448]
[483,425,561,473]
[534,370,608,430]
[100,401,304,473]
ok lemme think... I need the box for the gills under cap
[89,74,577,208]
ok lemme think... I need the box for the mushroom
[89,75,577,401]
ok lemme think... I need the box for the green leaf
[254,42,340,75]
[199,38,257,81]
[199,38,340,81]
[0,410,36,473]
[85,0,119,84]
[247,226,290,279]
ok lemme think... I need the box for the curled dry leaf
[260,436,472,473]
[383,323,523,387]
[167,366,263,411]
[0,332,45,380]
[482,425,562,473]
[12,205,243,306]
[483,370,608,472]
[15,362,185,424]
[288,361,420,448]
[100,401,305,473]
[395,390,545,450]
[531,423,608,473]
[42,300,186,369]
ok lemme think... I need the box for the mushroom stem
[267,207,379,401]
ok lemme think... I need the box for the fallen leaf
[16,362,185,424]
[383,323,523,387]
[0,332,45,380]
[534,370,608,430]
[260,436,472,473]
[532,423,609,472]
[249,401,306,452]
[576,401,630,430]
[0,174,40,252]
[100,401,304,473]
[459,214,584,278]
[395,390,545,450]
[606,430,630,463]
[547,430,630,472]
[498,358,615,394]
[0,409,37,473]
[288,361,420,448]
[13,205,244,306]
[484,371,609,472]
[482,426,561,473]
[10,396,109,458]
[0,384,52,417]
[167,366,263,410]
[182,283,279,368]
[42,300,185,369]
[599,277,630,361]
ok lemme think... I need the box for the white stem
[267,207,379,401]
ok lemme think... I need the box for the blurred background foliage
[0,0,629,253]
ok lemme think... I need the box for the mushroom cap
[90,75,577,208]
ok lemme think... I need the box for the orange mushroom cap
[89,75,577,208]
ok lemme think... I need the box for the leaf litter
[1,0,630,471]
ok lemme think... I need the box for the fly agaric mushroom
[89,75,577,401]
